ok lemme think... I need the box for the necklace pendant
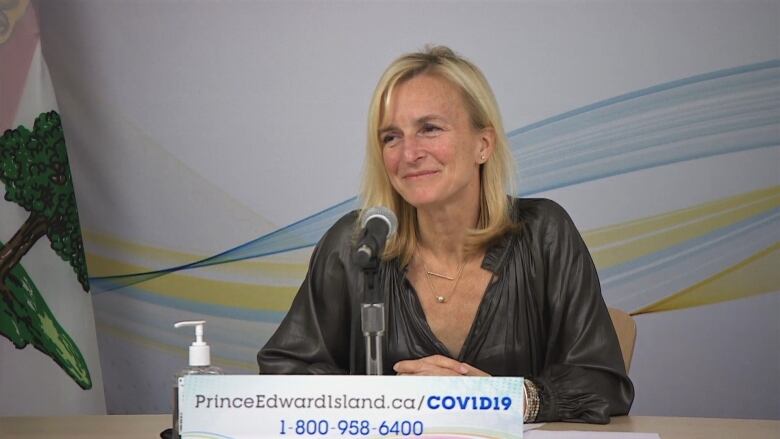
[436,295,446,303]
[427,271,456,281]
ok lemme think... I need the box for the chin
[395,186,446,209]
[403,195,442,209]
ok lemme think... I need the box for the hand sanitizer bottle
[172,320,222,438]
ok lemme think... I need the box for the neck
[416,195,481,265]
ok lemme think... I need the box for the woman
[258,46,634,423]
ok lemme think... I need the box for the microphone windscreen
[361,206,398,238]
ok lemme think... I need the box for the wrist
[523,379,540,423]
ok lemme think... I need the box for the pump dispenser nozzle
[174,320,211,366]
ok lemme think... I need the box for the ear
[476,127,496,164]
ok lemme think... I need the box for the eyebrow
[379,114,447,135]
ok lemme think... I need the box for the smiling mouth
[403,170,439,179]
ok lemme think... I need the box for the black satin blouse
[258,198,634,423]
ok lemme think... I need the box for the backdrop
[9,0,779,418]
[0,0,105,415]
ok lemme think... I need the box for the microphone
[355,206,396,375]
[354,206,398,268]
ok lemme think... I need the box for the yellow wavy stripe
[83,230,207,268]
[584,186,778,246]
[87,254,298,311]
[95,320,256,371]
[584,186,779,269]
[85,253,151,278]
[84,229,308,279]
[634,243,780,315]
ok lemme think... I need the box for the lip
[403,170,440,179]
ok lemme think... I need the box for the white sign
[178,375,524,438]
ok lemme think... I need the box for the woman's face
[379,74,491,211]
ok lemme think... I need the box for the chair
[607,307,637,372]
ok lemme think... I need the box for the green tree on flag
[0,111,92,389]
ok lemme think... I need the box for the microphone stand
[355,207,396,376]
[360,257,384,376]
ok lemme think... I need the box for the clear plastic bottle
[172,320,222,439]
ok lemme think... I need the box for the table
[540,415,779,438]
[0,415,778,438]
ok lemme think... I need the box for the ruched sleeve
[257,212,359,374]
[527,200,634,423]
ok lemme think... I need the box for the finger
[420,355,469,374]
[393,359,419,374]
[394,356,468,375]
[393,358,444,374]
[396,367,464,376]
[459,363,490,377]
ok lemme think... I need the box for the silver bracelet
[523,379,540,423]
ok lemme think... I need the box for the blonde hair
[360,46,516,265]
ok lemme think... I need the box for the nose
[401,136,425,163]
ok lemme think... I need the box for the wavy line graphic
[510,60,779,193]
[91,185,779,372]
[594,186,779,311]
[636,242,779,314]
[89,185,778,314]
[88,60,780,323]
[92,190,779,370]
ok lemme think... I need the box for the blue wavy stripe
[93,290,282,366]
[94,317,270,368]
[200,197,358,265]
[512,63,779,193]
[509,59,780,137]
[600,208,780,282]
[520,105,777,167]
[519,108,777,172]
[90,59,780,292]
[601,209,780,310]
[91,197,358,292]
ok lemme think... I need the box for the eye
[381,132,400,146]
[420,123,441,136]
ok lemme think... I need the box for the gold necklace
[425,268,457,281]
[418,251,466,304]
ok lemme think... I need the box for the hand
[393,355,490,376]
